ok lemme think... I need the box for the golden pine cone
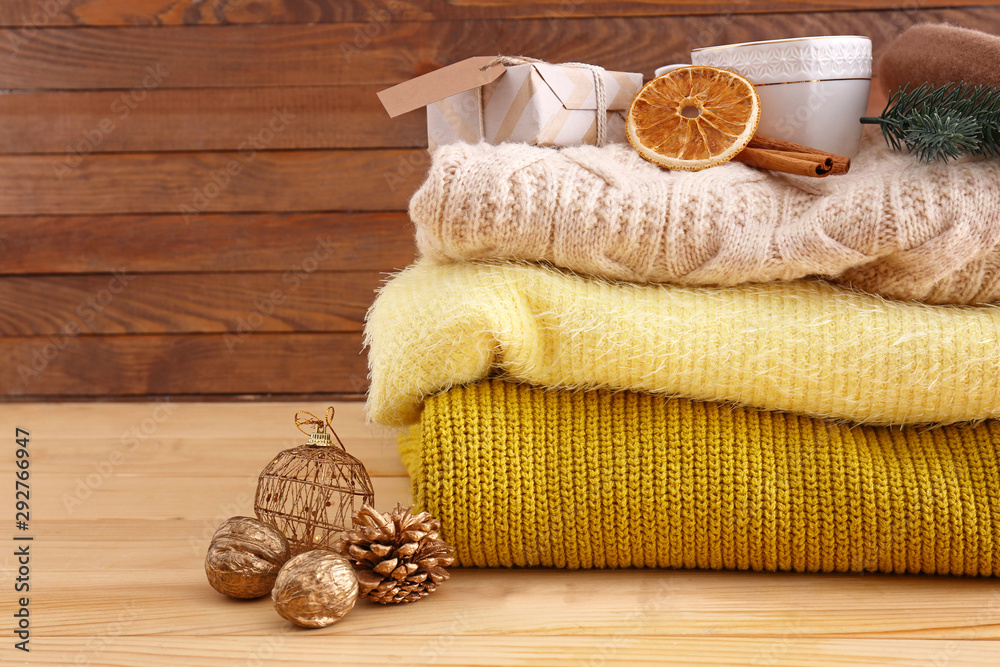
[333,503,455,604]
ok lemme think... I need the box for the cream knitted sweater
[410,133,1000,304]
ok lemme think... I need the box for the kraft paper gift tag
[378,56,642,149]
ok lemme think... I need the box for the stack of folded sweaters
[365,134,1000,576]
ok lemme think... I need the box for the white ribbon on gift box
[480,55,610,147]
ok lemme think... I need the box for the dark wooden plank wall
[2,1,997,400]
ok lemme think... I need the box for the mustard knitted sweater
[401,380,1000,575]
[409,134,1000,304]
[365,261,1000,427]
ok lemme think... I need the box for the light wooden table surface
[1,401,998,666]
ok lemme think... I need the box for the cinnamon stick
[747,134,851,175]
[766,150,834,172]
[734,147,831,177]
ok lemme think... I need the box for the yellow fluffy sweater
[365,261,1000,427]
[401,380,1000,575]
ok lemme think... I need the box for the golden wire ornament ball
[255,408,375,556]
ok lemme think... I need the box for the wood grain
[2,8,997,89]
[11,401,407,476]
[0,80,890,157]
[8,400,379,438]
[0,86,425,154]
[30,435,407,475]
[0,150,426,215]
[0,271,383,336]
[0,0,997,657]
[1,332,368,397]
[11,513,1000,639]
[0,400,997,664]
[21,567,1000,639]
[0,392,368,403]
[23,518,1000,640]
[0,212,415,275]
[0,82,895,155]
[0,0,982,25]
[21,473,410,520]
[21,637,1000,666]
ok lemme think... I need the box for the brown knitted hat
[878,24,1000,95]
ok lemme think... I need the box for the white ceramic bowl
[659,36,872,157]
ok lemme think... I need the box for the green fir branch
[860,82,1000,163]
[906,112,980,163]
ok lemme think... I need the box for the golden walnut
[272,550,359,628]
[205,516,290,599]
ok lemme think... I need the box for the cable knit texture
[409,133,1000,304]
[364,260,1000,427]
[400,380,1000,575]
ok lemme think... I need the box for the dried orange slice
[627,65,760,171]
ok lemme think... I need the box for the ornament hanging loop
[295,407,345,449]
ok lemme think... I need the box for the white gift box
[378,56,643,150]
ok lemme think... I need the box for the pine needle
[860,82,1000,163]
